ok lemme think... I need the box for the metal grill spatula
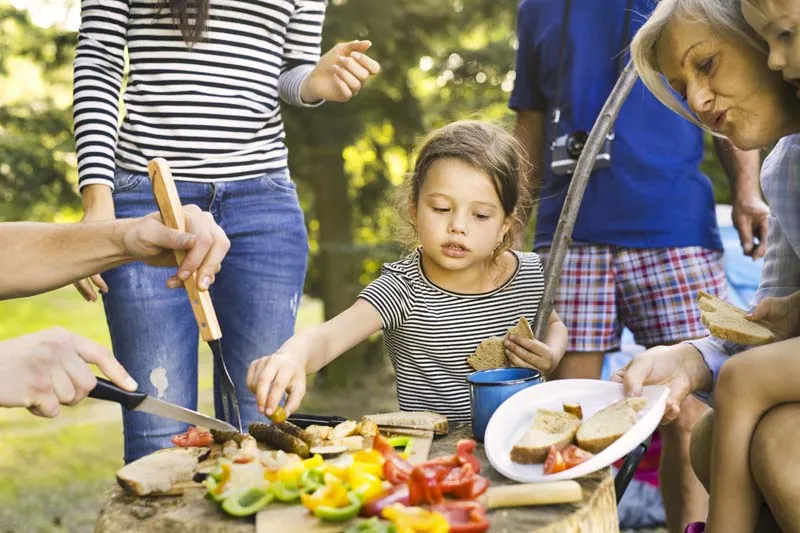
[147,157,242,433]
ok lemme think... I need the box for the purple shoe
[685,522,706,533]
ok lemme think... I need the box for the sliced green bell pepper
[299,467,325,493]
[344,517,398,533]
[313,491,362,523]
[387,436,414,456]
[270,480,301,503]
[203,477,228,503]
[221,487,274,517]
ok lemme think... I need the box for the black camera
[551,129,614,176]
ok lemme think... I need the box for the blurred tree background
[0,0,733,381]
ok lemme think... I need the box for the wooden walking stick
[532,59,640,341]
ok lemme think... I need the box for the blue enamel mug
[467,367,543,442]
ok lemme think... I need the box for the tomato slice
[562,445,594,469]
[543,445,567,475]
[171,426,214,447]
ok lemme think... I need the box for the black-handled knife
[90,377,237,432]
[286,413,348,428]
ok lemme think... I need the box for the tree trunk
[307,147,384,388]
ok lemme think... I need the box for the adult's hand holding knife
[0,328,138,418]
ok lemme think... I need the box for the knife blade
[89,377,237,432]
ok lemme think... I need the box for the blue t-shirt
[510,0,722,251]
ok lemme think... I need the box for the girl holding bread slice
[628,1,800,532]
[247,120,568,422]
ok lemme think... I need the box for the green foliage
[283,0,521,299]
[0,4,79,221]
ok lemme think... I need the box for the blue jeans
[104,169,308,463]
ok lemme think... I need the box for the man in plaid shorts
[509,1,769,532]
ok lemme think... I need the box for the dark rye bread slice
[697,291,775,346]
[467,317,534,370]
[467,336,507,370]
[510,409,581,464]
[506,316,534,340]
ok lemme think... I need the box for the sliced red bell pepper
[466,475,489,499]
[408,465,443,506]
[455,439,482,474]
[429,501,490,533]
[360,484,410,518]
[374,435,414,484]
[439,465,477,499]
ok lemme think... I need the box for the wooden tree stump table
[95,424,619,533]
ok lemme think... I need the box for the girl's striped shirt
[359,249,546,422]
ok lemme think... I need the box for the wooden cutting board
[255,427,434,533]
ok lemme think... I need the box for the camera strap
[550,0,634,140]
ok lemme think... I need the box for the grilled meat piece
[249,423,310,458]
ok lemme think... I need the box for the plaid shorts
[536,245,727,352]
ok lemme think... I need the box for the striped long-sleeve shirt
[359,249,546,422]
[74,0,326,191]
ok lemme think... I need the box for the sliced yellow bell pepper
[304,454,324,469]
[353,449,385,467]
[347,467,383,502]
[381,504,450,533]
[212,463,232,495]
[320,461,349,480]
[276,453,325,484]
[350,453,384,478]
[300,477,350,512]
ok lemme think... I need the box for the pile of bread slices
[510,397,647,464]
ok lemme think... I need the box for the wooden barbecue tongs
[147,158,242,433]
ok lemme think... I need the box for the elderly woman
[617,1,800,532]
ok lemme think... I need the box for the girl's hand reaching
[504,335,558,375]
[301,40,380,103]
[246,350,308,418]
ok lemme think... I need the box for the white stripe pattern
[74,0,326,190]
[359,249,546,422]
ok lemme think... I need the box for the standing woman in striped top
[72,0,380,462]
[247,120,569,423]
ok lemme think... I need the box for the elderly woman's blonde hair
[630,0,766,131]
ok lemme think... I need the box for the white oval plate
[484,379,668,483]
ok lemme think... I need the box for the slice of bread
[510,409,581,464]
[576,397,647,454]
[506,316,534,340]
[116,446,209,496]
[697,291,775,346]
[361,411,449,435]
[467,336,507,370]
[467,316,534,370]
